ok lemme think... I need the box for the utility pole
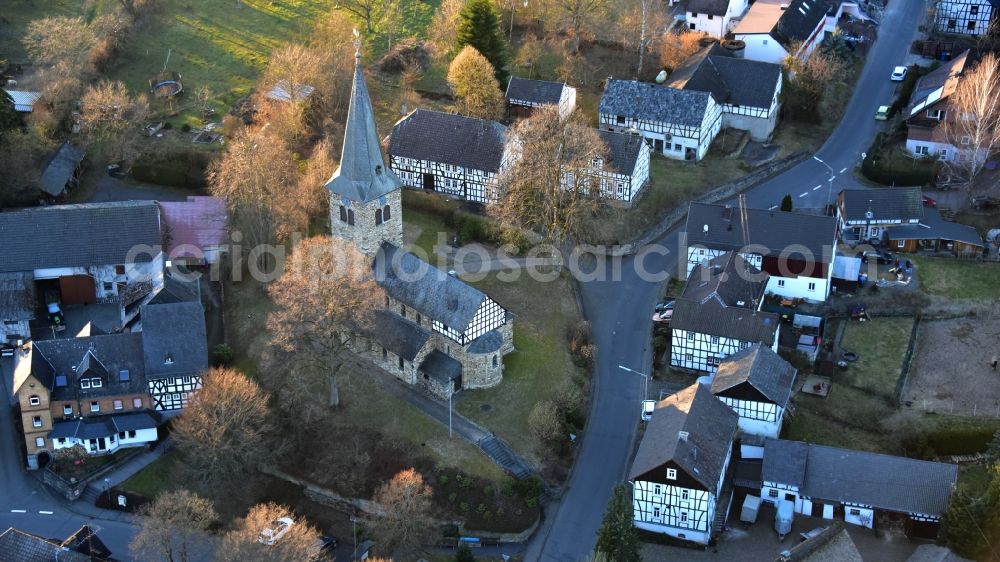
[449,392,453,438]
[813,155,836,212]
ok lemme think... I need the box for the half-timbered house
[599,80,722,161]
[141,301,208,413]
[934,0,999,35]
[387,108,510,203]
[327,46,515,400]
[734,0,835,64]
[710,344,796,438]
[505,76,577,121]
[671,253,780,373]
[665,43,783,141]
[684,202,839,301]
[685,0,749,37]
[561,130,651,205]
[12,294,207,469]
[837,188,923,243]
[629,383,739,545]
[905,51,975,162]
[762,439,958,537]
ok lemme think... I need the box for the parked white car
[890,66,908,81]
[258,517,294,545]
[641,400,656,422]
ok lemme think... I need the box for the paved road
[527,1,928,560]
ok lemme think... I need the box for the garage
[59,275,96,305]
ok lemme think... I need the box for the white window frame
[113,400,123,411]
[769,489,779,498]
[32,416,42,428]
[35,437,44,448]
[897,239,906,248]
[81,379,91,389]
[666,468,678,479]
[63,404,72,415]
[808,282,816,292]
[28,395,40,406]
[133,398,142,408]
[91,378,102,388]
[90,401,100,413]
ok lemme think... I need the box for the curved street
[528,1,928,559]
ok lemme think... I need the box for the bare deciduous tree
[79,80,150,164]
[0,127,53,206]
[22,16,99,68]
[216,503,321,562]
[427,0,465,59]
[489,105,607,246]
[528,400,562,444]
[369,468,434,555]
[334,0,397,34]
[172,368,278,490]
[940,54,1000,194]
[309,13,358,125]
[618,0,667,77]
[208,126,299,256]
[541,0,610,54]
[782,42,848,121]
[259,43,335,144]
[130,489,218,562]
[659,30,706,72]
[264,236,385,423]
[447,46,506,120]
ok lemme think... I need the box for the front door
[811,502,824,517]
[423,173,435,191]
[97,438,107,451]
[654,139,663,153]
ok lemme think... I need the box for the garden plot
[903,317,1000,416]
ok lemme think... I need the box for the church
[324,44,515,399]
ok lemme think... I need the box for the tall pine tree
[455,0,508,84]
[595,483,641,562]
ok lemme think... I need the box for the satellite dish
[655,70,668,83]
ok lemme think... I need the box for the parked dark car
[921,193,937,207]
[972,195,1000,210]
[859,250,893,264]
[654,299,675,313]
[307,535,338,560]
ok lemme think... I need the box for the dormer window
[29,395,40,406]
[165,354,174,365]
[91,378,102,388]
[81,379,91,389]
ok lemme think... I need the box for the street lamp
[813,155,836,210]
[618,364,649,402]
[350,516,358,558]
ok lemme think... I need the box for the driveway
[527,1,929,559]
[88,176,196,203]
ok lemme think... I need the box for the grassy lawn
[839,316,914,398]
[456,271,582,465]
[912,256,1000,300]
[402,206,450,265]
[119,450,182,498]
[601,153,748,244]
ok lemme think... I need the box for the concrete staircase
[477,436,532,479]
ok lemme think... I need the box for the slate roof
[374,243,493,333]
[686,0,732,16]
[908,51,970,118]
[600,80,712,128]
[666,44,782,109]
[0,272,36,322]
[60,525,113,560]
[325,59,403,204]
[762,438,809,487]
[505,76,567,105]
[0,527,96,562]
[146,274,201,305]
[419,349,463,383]
[374,310,431,361]
[39,142,85,197]
[0,201,162,273]
[885,208,984,247]
[388,109,507,172]
[764,439,959,516]
[266,80,316,103]
[711,344,797,408]
[48,411,160,440]
[839,188,924,223]
[685,202,838,263]
[628,383,739,492]
[772,0,833,51]
[672,253,778,344]
[466,329,504,354]
[597,130,645,175]
[30,333,148,402]
[140,301,208,380]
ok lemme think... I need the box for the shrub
[456,544,477,562]
[131,149,212,188]
[510,477,542,503]
[483,485,494,497]
[162,122,173,130]
[861,132,935,187]
[180,123,191,132]
[528,400,562,444]
[448,492,458,503]
[652,336,668,356]
[567,320,592,354]
[211,343,234,366]
[458,214,490,244]
[438,474,449,485]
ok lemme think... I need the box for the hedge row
[132,149,213,188]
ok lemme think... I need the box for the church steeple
[325,31,403,204]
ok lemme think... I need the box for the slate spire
[324,30,403,204]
